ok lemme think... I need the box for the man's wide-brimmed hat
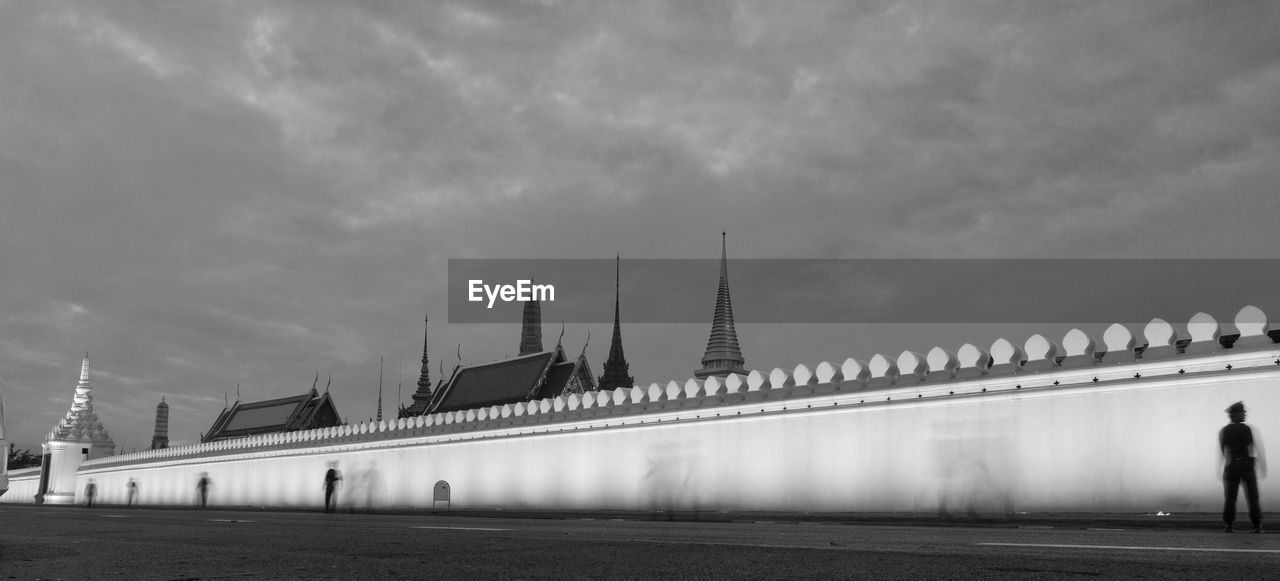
[1226,401,1247,414]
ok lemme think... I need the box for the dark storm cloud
[2,1,1278,451]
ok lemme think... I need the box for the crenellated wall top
[84,305,1279,470]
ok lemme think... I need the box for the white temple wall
[7,347,1273,514]
[4,309,1276,515]
[1,468,40,502]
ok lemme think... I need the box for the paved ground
[1,506,1277,580]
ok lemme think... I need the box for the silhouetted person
[84,479,97,508]
[127,478,138,507]
[1220,401,1266,533]
[324,462,341,513]
[196,472,212,509]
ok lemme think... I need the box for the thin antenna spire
[312,370,319,391]
[456,342,462,364]
[325,373,331,394]
[377,356,384,423]
[557,321,565,347]
[224,389,228,408]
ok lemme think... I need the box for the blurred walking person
[324,462,342,513]
[196,472,212,509]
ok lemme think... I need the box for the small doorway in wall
[35,453,52,504]
[432,480,450,512]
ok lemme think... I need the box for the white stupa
[39,354,115,504]
[48,355,115,445]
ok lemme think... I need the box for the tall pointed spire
[599,254,634,390]
[150,396,169,450]
[376,357,384,423]
[403,313,435,417]
[519,294,543,355]
[79,352,91,386]
[696,232,746,379]
[418,313,431,390]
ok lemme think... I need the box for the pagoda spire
[80,352,90,384]
[519,294,543,355]
[47,353,116,447]
[376,357,384,423]
[403,313,434,417]
[599,255,634,390]
[695,232,746,379]
[150,396,169,450]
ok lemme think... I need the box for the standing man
[127,478,138,507]
[324,462,341,513]
[1220,401,1266,533]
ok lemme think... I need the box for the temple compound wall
[5,307,1279,515]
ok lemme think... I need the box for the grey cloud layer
[2,1,1277,451]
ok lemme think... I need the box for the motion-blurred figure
[196,472,212,508]
[1220,402,1266,533]
[127,478,138,507]
[324,462,341,513]
[84,479,97,508]
[359,462,383,514]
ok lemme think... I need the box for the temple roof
[202,388,341,442]
[47,355,115,447]
[427,345,596,415]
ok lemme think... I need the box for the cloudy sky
[2,1,1278,452]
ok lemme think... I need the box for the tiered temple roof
[201,386,341,443]
[426,344,596,415]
